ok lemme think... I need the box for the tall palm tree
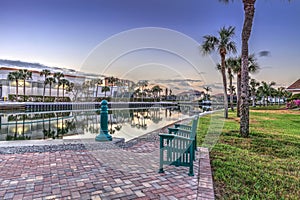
[7,71,21,101]
[201,26,237,118]
[53,72,64,100]
[228,55,259,116]
[240,0,256,137]
[217,59,235,111]
[101,86,110,97]
[249,78,260,107]
[60,78,69,101]
[45,77,56,99]
[19,69,32,102]
[220,0,256,137]
[40,69,51,102]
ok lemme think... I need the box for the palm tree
[107,76,118,97]
[60,78,69,101]
[94,79,103,98]
[201,26,237,118]
[203,86,212,101]
[7,71,21,101]
[40,69,51,102]
[101,86,110,97]
[53,72,64,100]
[137,80,149,101]
[217,59,235,111]
[257,81,276,106]
[228,55,259,116]
[249,78,260,107]
[45,77,56,100]
[220,0,257,137]
[151,85,163,99]
[19,69,32,102]
[276,87,285,105]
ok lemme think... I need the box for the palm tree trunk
[229,70,234,111]
[240,0,256,137]
[62,84,65,101]
[16,80,19,101]
[95,85,98,98]
[49,84,52,97]
[236,73,241,117]
[221,54,228,119]
[57,86,59,99]
[43,84,46,102]
[23,80,26,102]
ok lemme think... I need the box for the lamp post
[95,100,112,141]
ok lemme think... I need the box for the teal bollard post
[95,100,112,141]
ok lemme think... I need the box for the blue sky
[1,0,300,93]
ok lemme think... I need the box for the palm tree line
[7,69,73,102]
[7,71,173,102]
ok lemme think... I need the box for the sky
[1,0,300,94]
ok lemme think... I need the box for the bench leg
[188,146,194,176]
[159,137,164,173]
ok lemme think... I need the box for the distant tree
[19,69,32,101]
[201,26,237,118]
[60,79,69,101]
[92,78,103,98]
[137,80,149,101]
[107,76,118,97]
[203,86,212,101]
[45,77,56,99]
[152,85,163,98]
[101,86,110,97]
[249,78,260,107]
[257,81,276,106]
[53,72,64,100]
[229,55,259,116]
[7,71,21,101]
[40,69,51,102]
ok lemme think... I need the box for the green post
[95,100,112,141]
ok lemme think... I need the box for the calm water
[0,105,205,141]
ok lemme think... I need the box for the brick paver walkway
[0,133,214,200]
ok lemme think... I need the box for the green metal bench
[159,116,199,176]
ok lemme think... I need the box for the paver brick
[0,132,215,199]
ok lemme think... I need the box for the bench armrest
[174,124,192,130]
[159,133,193,141]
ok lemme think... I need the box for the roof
[287,79,300,92]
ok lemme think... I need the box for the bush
[286,99,300,109]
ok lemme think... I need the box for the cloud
[258,50,271,57]
[154,78,202,83]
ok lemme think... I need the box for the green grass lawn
[197,109,300,200]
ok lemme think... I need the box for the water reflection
[0,105,208,141]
